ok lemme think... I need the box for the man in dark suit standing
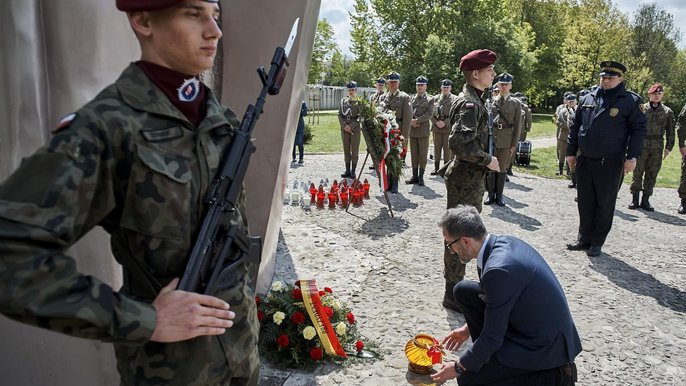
[431,206,581,385]
[566,61,646,257]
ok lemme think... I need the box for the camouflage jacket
[446,84,492,168]
[382,90,413,138]
[641,102,675,151]
[431,93,457,134]
[0,63,258,385]
[338,96,362,133]
[410,92,434,137]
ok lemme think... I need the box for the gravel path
[259,151,686,386]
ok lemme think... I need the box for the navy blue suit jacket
[460,236,582,371]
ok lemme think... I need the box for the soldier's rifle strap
[493,104,513,128]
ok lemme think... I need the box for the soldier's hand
[566,156,577,172]
[436,120,445,129]
[150,278,235,343]
[487,157,500,171]
[411,118,418,127]
[624,158,637,175]
[344,125,352,133]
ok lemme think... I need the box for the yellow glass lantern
[404,333,443,374]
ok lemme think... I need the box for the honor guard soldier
[338,81,362,179]
[382,71,413,168]
[407,76,434,186]
[369,77,386,105]
[677,102,686,214]
[566,61,647,257]
[556,94,577,176]
[0,1,260,385]
[628,83,676,211]
[441,49,500,312]
[431,79,457,175]
[484,73,522,206]
[516,93,532,141]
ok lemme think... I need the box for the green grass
[528,113,557,138]
[304,111,369,153]
[515,146,683,189]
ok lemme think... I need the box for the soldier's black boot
[495,172,507,206]
[640,194,654,211]
[556,162,564,176]
[442,281,461,313]
[628,192,640,210]
[568,172,577,188]
[484,172,497,205]
[430,161,440,175]
[506,165,514,176]
[341,162,351,178]
[350,163,357,179]
[391,178,399,193]
[678,198,686,214]
[418,169,425,186]
[406,168,419,184]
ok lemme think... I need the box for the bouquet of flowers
[355,96,404,186]
[257,280,375,369]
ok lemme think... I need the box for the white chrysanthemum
[335,322,346,336]
[303,326,316,340]
[271,281,283,292]
[273,311,285,325]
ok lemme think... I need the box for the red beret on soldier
[647,83,664,94]
[116,0,218,12]
[459,49,497,71]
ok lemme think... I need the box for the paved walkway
[259,151,686,386]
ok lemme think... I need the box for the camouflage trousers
[630,144,664,196]
[115,265,259,386]
[443,160,487,282]
[679,155,686,199]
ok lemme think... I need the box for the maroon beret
[459,49,497,71]
[647,83,664,94]
[117,0,218,12]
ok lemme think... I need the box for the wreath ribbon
[379,119,392,191]
[298,279,347,357]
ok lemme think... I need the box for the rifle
[178,19,299,294]
[486,87,496,157]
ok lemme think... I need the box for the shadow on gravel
[270,229,299,287]
[408,185,443,199]
[506,180,533,192]
[589,253,686,314]
[358,209,410,240]
[487,205,541,231]
[645,210,686,226]
[614,209,640,222]
[376,193,419,212]
[406,370,436,385]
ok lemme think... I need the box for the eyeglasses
[445,238,462,251]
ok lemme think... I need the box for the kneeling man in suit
[432,205,581,385]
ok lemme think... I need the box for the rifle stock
[178,43,292,294]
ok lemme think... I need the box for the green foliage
[354,96,404,179]
[303,123,313,145]
[309,20,340,84]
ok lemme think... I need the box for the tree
[309,19,340,84]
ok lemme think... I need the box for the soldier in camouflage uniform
[484,73,522,206]
[441,49,500,312]
[407,76,434,186]
[338,81,362,179]
[369,77,386,106]
[382,72,413,191]
[430,79,457,175]
[628,83,676,211]
[0,1,259,385]
[675,103,686,214]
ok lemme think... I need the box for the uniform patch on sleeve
[464,102,475,109]
[53,113,77,133]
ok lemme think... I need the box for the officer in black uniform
[566,61,647,257]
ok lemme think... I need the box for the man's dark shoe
[679,199,686,214]
[586,245,602,257]
[430,169,439,175]
[558,362,577,386]
[640,195,654,211]
[566,241,590,251]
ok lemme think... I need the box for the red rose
[319,290,326,297]
[355,340,364,352]
[310,347,324,361]
[255,296,262,307]
[383,131,388,138]
[323,306,334,318]
[346,312,355,324]
[290,311,305,325]
[277,334,289,348]
[324,287,333,294]
[292,288,303,300]
[257,310,264,322]
[390,139,397,147]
